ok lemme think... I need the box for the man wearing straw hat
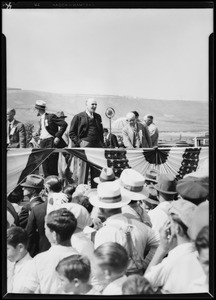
[34,100,68,177]
[89,180,159,274]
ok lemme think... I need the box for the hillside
[6,89,208,133]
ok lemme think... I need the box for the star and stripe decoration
[7,147,208,195]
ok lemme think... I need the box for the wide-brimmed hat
[56,111,67,118]
[89,181,131,209]
[145,169,158,183]
[142,187,159,205]
[187,201,209,240]
[176,176,209,204]
[94,167,117,184]
[21,174,44,189]
[119,169,148,201]
[35,100,46,110]
[169,198,197,228]
[153,173,177,195]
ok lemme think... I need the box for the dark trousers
[79,140,103,188]
[40,137,59,177]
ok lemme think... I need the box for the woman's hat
[119,168,148,201]
[93,167,117,184]
[89,181,131,209]
[20,174,44,189]
[153,173,177,195]
[35,100,46,110]
[145,169,158,183]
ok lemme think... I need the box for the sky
[2,8,213,101]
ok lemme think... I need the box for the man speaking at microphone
[69,98,104,185]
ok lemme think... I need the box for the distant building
[193,132,209,147]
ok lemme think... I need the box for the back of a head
[122,275,158,295]
[103,128,109,133]
[45,208,77,242]
[131,111,139,118]
[72,194,93,214]
[7,226,29,249]
[45,175,62,193]
[94,242,129,274]
[56,254,91,283]
[63,184,77,198]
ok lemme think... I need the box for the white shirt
[148,123,159,147]
[144,243,205,294]
[23,244,78,294]
[7,252,32,293]
[102,275,127,295]
[94,214,159,270]
[187,275,209,293]
[40,113,53,140]
[148,201,172,233]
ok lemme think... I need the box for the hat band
[99,194,122,203]
[122,183,143,192]
[99,176,115,182]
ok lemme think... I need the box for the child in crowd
[22,208,78,294]
[56,254,100,295]
[92,242,129,295]
[7,226,32,293]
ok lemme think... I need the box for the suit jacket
[38,113,68,147]
[104,133,119,148]
[69,111,104,147]
[122,122,152,149]
[8,119,26,148]
[7,200,19,226]
[19,196,44,229]
[26,200,51,257]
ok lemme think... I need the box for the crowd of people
[7,166,209,295]
[6,98,210,295]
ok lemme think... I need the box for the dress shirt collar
[86,109,94,118]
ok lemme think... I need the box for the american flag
[7,147,208,195]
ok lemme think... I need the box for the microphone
[105,107,115,119]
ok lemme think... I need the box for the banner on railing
[7,147,208,195]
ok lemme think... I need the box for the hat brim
[145,178,158,183]
[142,197,159,205]
[153,185,177,195]
[120,186,148,201]
[20,183,43,189]
[89,191,131,208]
[93,177,117,184]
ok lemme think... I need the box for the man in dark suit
[35,100,68,177]
[25,199,51,257]
[19,174,44,228]
[103,128,119,148]
[69,98,104,185]
[7,108,26,148]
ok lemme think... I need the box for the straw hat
[93,167,117,184]
[20,174,44,189]
[142,187,159,205]
[119,169,148,201]
[35,100,46,110]
[56,111,67,118]
[89,181,131,209]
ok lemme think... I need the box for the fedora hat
[154,173,177,194]
[119,169,148,201]
[21,174,44,189]
[176,176,209,205]
[142,187,159,205]
[89,181,131,209]
[56,111,67,118]
[35,100,46,110]
[94,167,117,184]
[145,169,158,183]
[169,198,197,228]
